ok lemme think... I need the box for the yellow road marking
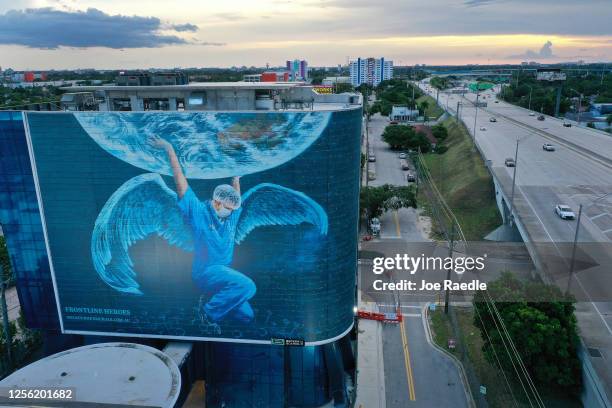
[394,210,401,237]
[399,317,416,400]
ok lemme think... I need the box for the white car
[480,126,487,131]
[529,112,535,116]
[555,205,576,220]
[399,152,407,159]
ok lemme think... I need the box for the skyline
[0,0,611,70]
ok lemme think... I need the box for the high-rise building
[349,57,393,87]
[286,59,308,81]
[0,82,362,407]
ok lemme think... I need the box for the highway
[419,79,612,399]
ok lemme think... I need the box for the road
[419,79,612,400]
[362,113,470,407]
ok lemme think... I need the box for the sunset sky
[1,0,611,69]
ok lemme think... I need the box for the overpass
[418,79,612,407]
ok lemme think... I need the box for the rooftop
[61,81,307,92]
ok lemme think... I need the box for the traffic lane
[383,323,414,407]
[403,309,469,408]
[460,106,612,187]
[466,92,612,159]
[377,207,422,240]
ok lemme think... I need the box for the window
[188,92,206,106]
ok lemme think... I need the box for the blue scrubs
[178,187,255,323]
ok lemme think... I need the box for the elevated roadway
[419,79,612,405]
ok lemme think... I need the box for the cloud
[507,40,556,59]
[0,8,203,49]
[463,0,499,7]
[171,23,198,32]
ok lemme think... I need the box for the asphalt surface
[362,113,469,407]
[419,79,612,399]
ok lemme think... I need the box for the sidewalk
[354,289,386,408]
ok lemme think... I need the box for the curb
[422,303,477,408]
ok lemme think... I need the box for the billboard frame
[21,110,357,346]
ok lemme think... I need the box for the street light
[568,88,583,124]
[566,192,612,295]
[472,89,480,150]
[527,85,533,111]
[508,132,537,225]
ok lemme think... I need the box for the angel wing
[91,173,193,295]
[235,183,328,244]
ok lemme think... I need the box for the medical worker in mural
[90,132,328,329]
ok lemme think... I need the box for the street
[361,113,470,407]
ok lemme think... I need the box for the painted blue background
[25,109,361,343]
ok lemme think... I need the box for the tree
[606,114,612,126]
[473,273,582,395]
[382,125,432,152]
[382,125,413,149]
[418,100,429,116]
[360,185,416,219]
[335,83,354,93]
[431,124,448,141]
[0,237,12,282]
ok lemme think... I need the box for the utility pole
[472,91,480,149]
[577,93,583,124]
[444,224,455,314]
[456,101,461,123]
[567,204,583,295]
[554,85,562,118]
[508,139,519,226]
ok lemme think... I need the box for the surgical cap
[213,184,241,209]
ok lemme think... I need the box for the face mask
[216,206,232,219]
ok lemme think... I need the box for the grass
[429,306,457,357]
[416,95,444,120]
[429,307,582,408]
[420,117,502,240]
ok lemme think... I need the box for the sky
[0,0,611,70]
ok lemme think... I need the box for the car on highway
[494,100,499,103]
[555,205,576,220]
[537,115,545,121]
[399,152,407,159]
[505,157,515,167]
[529,112,535,116]
[406,172,416,182]
[370,217,381,235]
[489,117,497,122]
[368,154,376,162]
[389,121,398,125]
[480,126,487,131]
[542,143,555,151]
[400,159,410,170]
[563,121,572,127]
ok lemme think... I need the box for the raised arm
[150,137,188,198]
[232,176,241,196]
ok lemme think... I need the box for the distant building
[286,59,308,81]
[349,57,393,87]
[322,76,351,86]
[243,74,262,82]
[390,106,418,123]
[261,71,290,82]
[115,71,188,86]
